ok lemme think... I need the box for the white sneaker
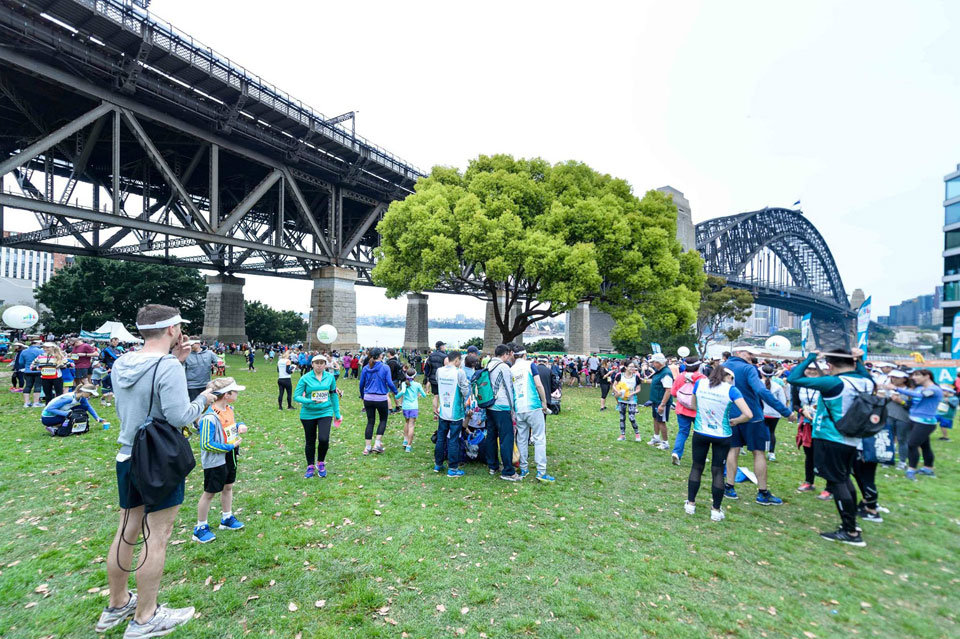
[711,508,725,522]
[683,501,696,515]
[768,452,777,462]
[658,441,670,451]
[95,590,137,632]
[671,453,680,465]
[123,604,195,638]
[647,436,660,446]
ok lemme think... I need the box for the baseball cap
[436,340,446,349]
[651,353,666,363]
[311,354,328,363]
[887,369,908,379]
[731,344,761,355]
[466,345,479,354]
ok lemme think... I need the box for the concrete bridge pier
[565,302,591,354]
[306,266,360,351]
[483,291,523,353]
[201,274,248,343]
[403,293,430,352]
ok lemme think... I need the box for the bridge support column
[306,266,360,351]
[588,306,616,352]
[565,302,591,354]
[403,293,430,352]
[483,291,522,354]
[201,274,247,343]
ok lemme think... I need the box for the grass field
[1,354,958,639]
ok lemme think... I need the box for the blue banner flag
[800,313,811,356]
[79,330,111,341]
[650,343,662,354]
[952,313,960,359]
[856,296,871,360]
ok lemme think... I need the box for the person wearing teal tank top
[510,346,555,483]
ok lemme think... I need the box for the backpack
[471,366,496,409]
[55,405,90,436]
[676,373,696,409]
[825,378,888,438]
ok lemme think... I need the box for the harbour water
[355,326,561,349]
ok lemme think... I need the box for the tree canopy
[372,155,704,342]
[35,257,206,335]
[694,275,755,354]
[244,301,307,345]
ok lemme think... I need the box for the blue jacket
[18,346,43,372]
[358,360,398,396]
[724,356,791,424]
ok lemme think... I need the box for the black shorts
[652,403,671,423]
[430,381,439,395]
[203,452,237,494]
[22,373,40,393]
[116,459,185,513]
[813,439,857,484]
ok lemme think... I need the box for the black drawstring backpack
[130,356,197,506]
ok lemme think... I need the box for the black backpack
[826,377,888,438]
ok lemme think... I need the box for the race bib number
[71,421,87,433]
[312,390,329,403]
[225,423,239,445]
[41,367,57,377]
[441,390,453,409]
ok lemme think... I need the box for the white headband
[136,314,190,330]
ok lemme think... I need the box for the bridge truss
[0,0,433,285]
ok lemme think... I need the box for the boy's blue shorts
[937,416,953,429]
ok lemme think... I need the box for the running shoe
[122,604,195,639]
[895,461,907,470]
[32,402,44,407]
[816,490,833,500]
[671,453,680,466]
[404,445,412,453]
[819,528,866,547]
[755,491,783,506]
[316,462,326,478]
[905,469,917,481]
[724,486,739,500]
[875,504,891,514]
[683,501,696,515]
[519,469,530,478]
[657,441,670,451]
[635,433,642,442]
[373,443,385,454]
[402,439,409,447]
[767,452,777,462]
[304,465,316,479]
[857,508,883,523]
[192,524,215,543]
[536,472,556,483]
[447,468,464,477]
[796,482,815,493]
[500,473,522,482]
[617,434,626,441]
[488,467,498,476]
[710,508,725,522]
[362,447,372,456]
[219,515,244,530]
[938,436,950,441]
[95,590,138,632]
[647,436,660,446]
[918,467,936,477]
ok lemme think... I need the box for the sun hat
[213,381,245,394]
[76,383,99,397]
[887,369,908,379]
[311,354,328,363]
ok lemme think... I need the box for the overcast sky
[23,0,960,318]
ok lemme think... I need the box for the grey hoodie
[113,352,209,456]
[183,349,218,389]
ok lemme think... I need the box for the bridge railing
[66,0,424,182]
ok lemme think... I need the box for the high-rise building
[942,164,960,355]
[0,232,70,305]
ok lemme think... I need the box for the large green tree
[244,301,307,345]
[695,275,755,354]
[35,257,206,335]
[372,155,704,342]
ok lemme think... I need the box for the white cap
[731,344,761,355]
[887,369,908,379]
[650,353,667,363]
[214,381,245,394]
[311,354,328,363]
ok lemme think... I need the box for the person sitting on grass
[193,377,248,544]
[40,383,108,436]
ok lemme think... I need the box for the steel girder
[695,207,851,318]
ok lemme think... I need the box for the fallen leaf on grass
[213,583,222,592]
[35,584,49,594]
[245,595,259,604]
[436,604,446,612]
[384,617,398,626]
[204,576,213,586]
[25,601,37,609]
[461,606,469,615]
[288,602,298,612]
[860,602,872,608]
[374,509,382,516]
[803,632,817,639]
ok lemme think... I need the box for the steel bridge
[0,0,432,287]
[695,207,855,346]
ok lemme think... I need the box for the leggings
[618,402,638,434]
[852,457,878,509]
[688,433,731,510]
[11,371,23,388]
[764,416,779,453]
[600,382,611,399]
[826,477,858,533]
[907,421,936,468]
[40,378,63,401]
[277,378,292,409]
[803,444,815,484]
[301,416,333,466]
[364,399,389,439]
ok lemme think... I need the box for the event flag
[856,297,872,360]
[952,313,960,359]
[800,313,811,356]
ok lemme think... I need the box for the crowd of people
[3,305,955,637]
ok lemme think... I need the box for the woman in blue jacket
[41,383,107,435]
[358,348,397,455]
[889,369,941,480]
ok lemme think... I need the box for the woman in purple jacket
[358,348,398,455]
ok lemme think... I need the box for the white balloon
[316,324,338,344]
[764,335,791,354]
[677,346,691,358]
[2,305,39,329]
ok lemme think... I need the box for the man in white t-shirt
[510,345,555,483]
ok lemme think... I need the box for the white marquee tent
[93,321,143,343]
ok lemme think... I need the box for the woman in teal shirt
[294,354,342,478]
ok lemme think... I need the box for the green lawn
[1,354,958,639]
